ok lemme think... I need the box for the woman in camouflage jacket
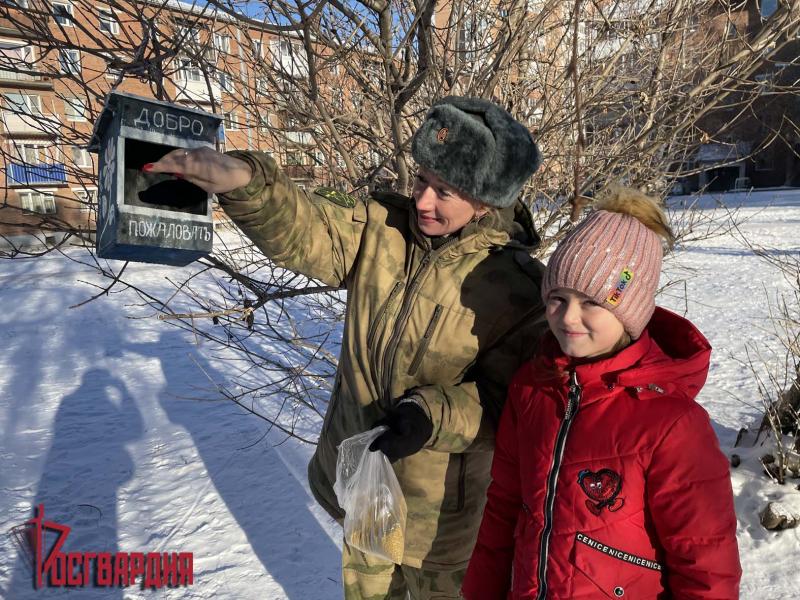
[146,97,546,600]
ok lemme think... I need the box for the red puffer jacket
[462,307,741,599]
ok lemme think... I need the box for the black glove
[368,401,433,463]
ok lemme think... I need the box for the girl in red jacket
[462,187,741,599]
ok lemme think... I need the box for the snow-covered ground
[662,191,800,599]
[1,190,799,599]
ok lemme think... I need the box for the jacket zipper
[367,281,404,351]
[380,239,458,403]
[381,251,432,402]
[536,370,582,600]
[408,304,443,376]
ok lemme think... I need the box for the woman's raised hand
[143,146,254,195]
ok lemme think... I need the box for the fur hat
[411,96,541,208]
[541,186,675,339]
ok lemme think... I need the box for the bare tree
[0,0,798,438]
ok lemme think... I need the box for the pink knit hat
[541,187,674,339]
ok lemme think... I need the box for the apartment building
[431,0,800,196]
[684,0,800,192]
[1,0,795,250]
[0,0,326,246]
[581,0,800,194]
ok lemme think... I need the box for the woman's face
[545,288,626,359]
[411,168,487,236]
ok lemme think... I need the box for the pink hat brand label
[606,268,634,306]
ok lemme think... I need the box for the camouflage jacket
[219,151,546,570]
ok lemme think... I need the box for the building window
[456,8,490,56]
[64,96,88,121]
[271,39,308,77]
[20,191,56,214]
[4,92,42,115]
[177,58,202,82]
[0,43,35,77]
[71,146,92,167]
[99,8,119,35]
[761,0,778,19]
[73,187,96,210]
[258,114,270,132]
[217,70,234,92]
[255,77,269,93]
[177,22,201,46]
[53,2,73,25]
[214,33,230,55]
[223,111,238,130]
[285,149,311,166]
[284,114,298,130]
[59,49,81,75]
[15,142,45,163]
[331,88,344,110]
[252,39,263,58]
[103,53,123,79]
[23,144,41,163]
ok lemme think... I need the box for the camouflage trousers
[341,539,465,600]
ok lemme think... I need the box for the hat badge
[437,127,448,143]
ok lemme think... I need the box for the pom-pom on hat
[411,96,542,208]
[541,186,675,339]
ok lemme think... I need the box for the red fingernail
[142,163,154,172]
[173,173,184,180]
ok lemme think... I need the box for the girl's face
[546,288,627,359]
[411,167,488,236]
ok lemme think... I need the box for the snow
[664,190,800,598]
[1,190,799,598]
[0,254,343,599]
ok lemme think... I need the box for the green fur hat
[411,96,542,208]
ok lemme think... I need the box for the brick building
[1,0,796,251]
[0,0,329,247]
[682,0,800,193]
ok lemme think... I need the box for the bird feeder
[88,91,222,266]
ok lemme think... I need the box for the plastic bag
[333,426,407,563]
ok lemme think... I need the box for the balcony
[0,38,53,90]
[7,162,67,186]
[0,11,50,38]
[1,111,56,136]
[285,131,313,145]
[271,40,309,79]
[0,69,53,89]
[174,78,224,104]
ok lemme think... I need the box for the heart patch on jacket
[577,468,625,515]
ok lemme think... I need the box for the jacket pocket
[367,281,404,351]
[408,304,444,376]
[570,532,664,599]
[441,452,467,513]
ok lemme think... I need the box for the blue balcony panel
[7,162,67,185]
